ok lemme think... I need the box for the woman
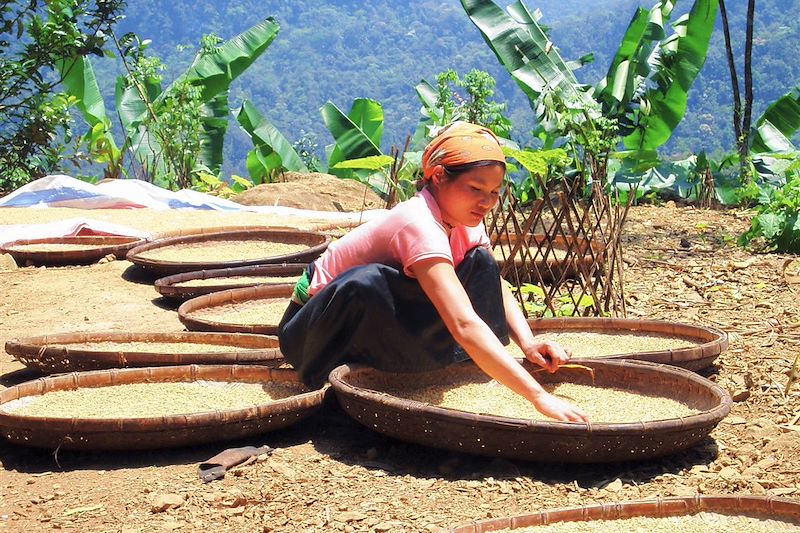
[279,121,589,423]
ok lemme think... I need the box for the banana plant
[320,97,384,180]
[57,55,122,179]
[61,17,280,186]
[751,86,800,154]
[460,0,717,160]
[235,99,308,183]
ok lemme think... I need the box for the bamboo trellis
[485,176,633,318]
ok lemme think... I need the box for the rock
[718,466,740,481]
[337,511,367,522]
[0,253,17,270]
[604,478,624,493]
[150,493,185,513]
[732,389,751,402]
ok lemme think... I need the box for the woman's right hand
[532,390,591,423]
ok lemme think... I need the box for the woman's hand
[532,389,590,423]
[523,340,572,373]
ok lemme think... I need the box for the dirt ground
[0,201,799,532]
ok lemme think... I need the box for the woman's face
[432,164,504,228]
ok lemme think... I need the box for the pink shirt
[309,188,490,295]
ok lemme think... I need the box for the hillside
[98,0,800,176]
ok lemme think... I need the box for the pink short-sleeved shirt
[309,188,490,295]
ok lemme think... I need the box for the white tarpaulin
[0,175,386,246]
[0,174,385,220]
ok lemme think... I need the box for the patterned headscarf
[421,121,506,181]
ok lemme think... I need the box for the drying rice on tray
[175,276,296,287]
[1,381,308,418]
[497,512,800,532]
[506,332,697,358]
[382,376,700,423]
[6,243,115,252]
[191,299,290,326]
[136,241,308,262]
[41,341,267,353]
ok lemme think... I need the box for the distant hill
[102,0,800,176]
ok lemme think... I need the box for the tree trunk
[718,0,742,143]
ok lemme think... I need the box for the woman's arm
[411,257,589,423]
[501,278,571,373]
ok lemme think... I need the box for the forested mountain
[104,0,799,176]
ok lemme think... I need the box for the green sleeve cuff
[293,269,311,304]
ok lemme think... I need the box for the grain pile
[137,241,308,262]
[2,381,307,418]
[506,332,697,358]
[175,275,297,287]
[191,299,290,326]
[499,512,800,532]
[383,377,700,423]
[44,341,267,353]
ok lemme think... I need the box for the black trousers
[278,247,509,387]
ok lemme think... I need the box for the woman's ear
[429,165,444,187]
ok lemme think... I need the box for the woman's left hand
[523,341,572,373]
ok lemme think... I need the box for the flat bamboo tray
[450,495,800,532]
[4,331,283,374]
[0,365,328,450]
[328,359,731,463]
[492,234,604,283]
[0,235,145,266]
[126,228,330,276]
[178,284,293,335]
[154,263,305,302]
[523,317,728,371]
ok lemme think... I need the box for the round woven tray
[0,365,328,450]
[126,228,331,276]
[328,359,732,463]
[0,235,145,266]
[527,317,728,371]
[178,284,293,335]
[4,331,283,374]
[154,263,306,302]
[493,234,605,282]
[449,495,800,532]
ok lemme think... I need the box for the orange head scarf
[421,121,506,181]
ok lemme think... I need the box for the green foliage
[320,98,384,183]
[502,147,569,202]
[235,99,308,184]
[331,154,420,203]
[0,0,126,191]
[192,165,254,199]
[429,68,512,138]
[59,17,280,190]
[513,283,597,318]
[739,173,800,253]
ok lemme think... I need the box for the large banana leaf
[460,0,590,107]
[751,86,800,154]
[321,99,383,178]
[198,92,230,173]
[412,80,439,148]
[235,99,308,182]
[115,76,162,136]
[623,0,718,151]
[57,55,120,161]
[174,17,279,103]
[595,2,673,114]
[57,56,107,127]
